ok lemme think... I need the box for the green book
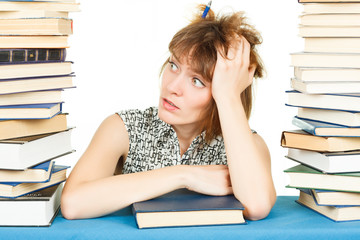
[284,164,360,193]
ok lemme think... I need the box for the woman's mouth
[163,98,179,111]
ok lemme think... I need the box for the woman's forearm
[61,165,187,219]
[216,96,276,220]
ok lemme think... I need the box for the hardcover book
[281,129,360,152]
[133,189,245,229]
[292,116,360,137]
[287,148,360,173]
[0,18,72,36]
[0,128,73,169]
[0,103,62,120]
[0,160,54,182]
[304,38,360,53]
[290,52,360,68]
[300,13,360,26]
[302,2,360,13]
[0,89,67,106]
[0,36,68,48]
[0,62,72,80]
[297,189,360,222]
[0,49,66,64]
[297,107,360,127]
[311,189,360,206]
[299,25,360,37]
[284,164,360,192]
[286,90,360,112]
[0,1,80,12]
[0,165,69,198]
[294,67,360,82]
[0,74,74,95]
[290,78,360,94]
[0,113,68,140]
[0,184,63,226]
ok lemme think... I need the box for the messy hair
[161,4,265,142]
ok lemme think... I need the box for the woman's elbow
[242,194,277,221]
[61,190,81,220]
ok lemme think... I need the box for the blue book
[292,116,360,137]
[297,189,360,222]
[0,165,69,198]
[132,189,245,229]
[0,102,62,120]
[0,160,54,183]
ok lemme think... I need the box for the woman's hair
[161,4,265,142]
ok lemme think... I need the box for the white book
[290,78,360,94]
[294,67,360,82]
[0,90,64,106]
[291,52,360,68]
[298,107,360,127]
[0,129,73,170]
[303,3,360,14]
[0,184,62,227]
[300,14,360,26]
[299,25,360,37]
[286,90,360,112]
[304,38,360,53]
[287,148,360,173]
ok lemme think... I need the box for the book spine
[0,49,66,64]
[292,116,316,135]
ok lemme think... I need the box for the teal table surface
[1,196,360,240]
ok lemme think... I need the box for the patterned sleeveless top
[116,107,229,174]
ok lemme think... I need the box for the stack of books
[281,0,360,222]
[0,0,79,226]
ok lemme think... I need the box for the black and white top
[116,107,228,174]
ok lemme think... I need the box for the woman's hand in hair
[211,35,256,103]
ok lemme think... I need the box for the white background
[61,0,304,196]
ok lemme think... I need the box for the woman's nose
[166,74,184,96]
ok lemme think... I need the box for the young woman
[61,5,276,221]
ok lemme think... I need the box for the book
[292,116,360,137]
[0,10,69,19]
[0,113,67,140]
[0,183,62,227]
[297,107,360,127]
[0,62,72,79]
[302,3,360,13]
[0,2,80,12]
[300,14,360,26]
[0,49,66,64]
[291,52,360,68]
[280,129,360,152]
[0,18,72,36]
[0,89,65,106]
[294,67,360,82]
[299,25,360,37]
[0,160,54,182]
[133,189,245,229]
[0,164,69,198]
[0,103,62,120]
[297,189,360,222]
[299,0,360,2]
[287,148,360,173]
[286,90,360,112]
[0,128,73,169]
[290,78,360,94]
[304,38,360,53]
[0,75,74,95]
[0,36,68,48]
[311,189,360,206]
[284,164,360,192]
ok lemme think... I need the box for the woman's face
[158,55,212,129]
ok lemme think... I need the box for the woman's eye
[192,78,205,88]
[169,62,178,71]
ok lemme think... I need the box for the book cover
[0,165,69,198]
[284,164,360,192]
[0,184,63,227]
[0,128,73,169]
[0,102,62,120]
[133,188,245,228]
[0,49,66,64]
[292,116,360,137]
[286,90,360,112]
[296,189,360,222]
[281,129,360,152]
[0,160,54,183]
[286,148,360,173]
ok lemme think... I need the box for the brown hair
[161,4,265,142]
